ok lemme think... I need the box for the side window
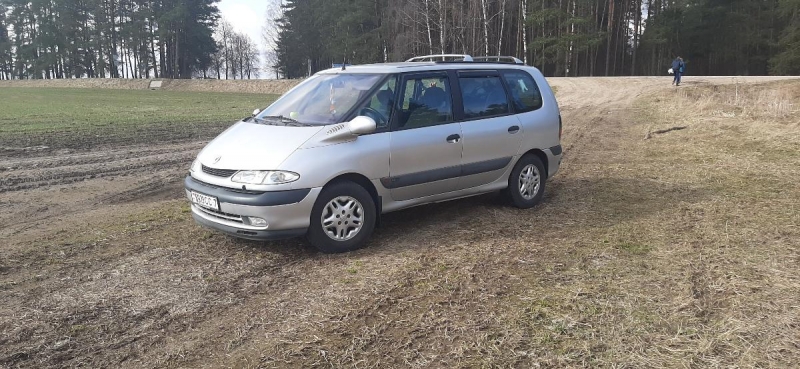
[458,76,510,119]
[502,71,543,112]
[358,76,397,129]
[395,74,453,129]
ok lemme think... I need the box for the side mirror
[349,116,377,135]
[252,109,261,116]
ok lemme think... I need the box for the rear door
[455,70,523,190]
[383,72,463,201]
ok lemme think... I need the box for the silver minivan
[186,54,563,253]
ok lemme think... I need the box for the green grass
[615,241,652,255]
[0,87,279,148]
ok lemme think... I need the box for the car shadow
[361,176,713,255]
[240,176,713,257]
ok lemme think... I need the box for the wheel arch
[516,149,549,178]
[325,172,382,226]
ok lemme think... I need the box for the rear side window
[502,71,543,112]
[458,76,510,119]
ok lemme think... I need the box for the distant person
[671,56,685,86]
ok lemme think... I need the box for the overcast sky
[217,0,267,46]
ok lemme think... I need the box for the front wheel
[504,154,547,209]
[306,181,376,253]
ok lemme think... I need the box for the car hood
[198,121,324,170]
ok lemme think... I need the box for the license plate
[190,191,219,211]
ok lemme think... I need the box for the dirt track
[1,76,798,368]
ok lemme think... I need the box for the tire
[306,181,376,253]
[504,154,547,209]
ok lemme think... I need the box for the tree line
[2,0,799,80]
[274,0,800,78]
[0,0,261,80]
[0,0,222,80]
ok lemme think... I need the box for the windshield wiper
[260,115,314,127]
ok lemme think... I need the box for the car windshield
[256,73,384,126]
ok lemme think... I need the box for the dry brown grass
[612,79,800,367]
[1,77,799,368]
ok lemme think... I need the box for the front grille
[192,178,265,195]
[202,165,237,178]
[194,204,244,224]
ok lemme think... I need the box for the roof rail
[472,56,524,64]
[406,54,474,62]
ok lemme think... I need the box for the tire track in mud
[0,144,196,170]
[0,122,230,154]
[0,142,204,193]
[0,141,205,237]
[0,157,188,193]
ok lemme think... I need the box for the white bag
[668,68,674,75]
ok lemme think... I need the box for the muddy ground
[1,76,798,368]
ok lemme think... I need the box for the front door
[384,72,463,201]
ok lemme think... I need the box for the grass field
[0,87,278,150]
[1,77,799,368]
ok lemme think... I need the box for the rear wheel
[306,181,376,253]
[505,154,547,208]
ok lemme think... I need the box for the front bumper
[191,211,306,241]
[185,176,321,241]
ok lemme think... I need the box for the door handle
[508,125,520,134]
[446,134,461,143]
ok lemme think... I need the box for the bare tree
[631,0,642,75]
[261,0,283,78]
[209,49,224,79]
[395,0,436,57]
[498,0,506,55]
[605,0,614,76]
[424,0,434,54]
[567,0,575,76]
[220,20,234,79]
[243,35,261,79]
[437,0,446,54]
[481,0,489,55]
[522,0,528,64]
[228,31,260,80]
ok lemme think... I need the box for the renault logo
[213,156,221,164]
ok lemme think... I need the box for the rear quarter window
[502,71,543,113]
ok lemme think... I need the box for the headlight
[232,170,269,184]
[190,159,199,172]
[266,171,300,184]
[231,170,300,185]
